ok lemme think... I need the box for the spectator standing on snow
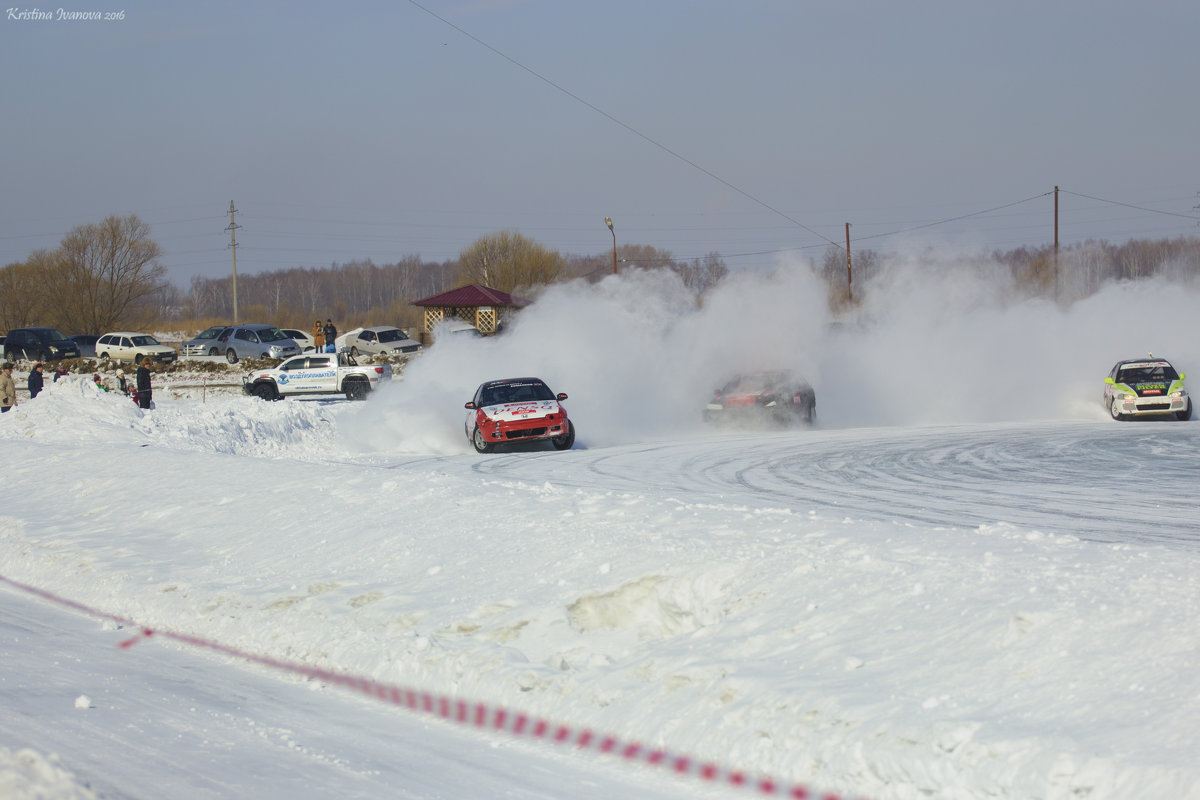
[28,362,45,398]
[135,357,153,409]
[312,319,325,353]
[1,363,16,412]
[323,319,337,353]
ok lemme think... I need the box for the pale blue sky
[3,0,1197,287]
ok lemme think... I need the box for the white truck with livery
[242,351,391,401]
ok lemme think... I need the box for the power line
[1059,189,1200,221]
[404,0,842,250]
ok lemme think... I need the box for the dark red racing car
[464,377,575,453]
[704,370,816,426]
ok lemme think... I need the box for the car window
[280,358,306,371]
[235,329,254,342]
[258,327,287,342]
[131,335,159,347]
[119,337,133,348]
[1118,363,1179,383]
[309,356,332,369]
[361,330,376,342]
[45,329,70,342]
[377,329,406,343]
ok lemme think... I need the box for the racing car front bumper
[1110,391,1190,417]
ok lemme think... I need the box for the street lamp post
[605,216,616,275]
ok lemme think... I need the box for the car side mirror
[1181,373,1187,381]
[1104,377,1115,385]
[556,393,568,401]
[464,402,476,409]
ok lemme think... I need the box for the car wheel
[226,349,238,364]
[1177,400,1193,422]
[551,420,576,450]
[350,346,359,357]
[1110,398,1127,421]
[133,353,144,365]
[208,347,220,357]
[97,351,109,361]
[252,382,278,401]
[472,425,495,454]
[344,379,369,401]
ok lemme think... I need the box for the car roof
[1115,358,1174,368]
[101,331,157,337]
[481,376,547,388]
[364,325,402,332]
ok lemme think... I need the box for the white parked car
[279,328,318,353]
[95,331,177,364]
[337,326,423,356]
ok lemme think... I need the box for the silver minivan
[215,324,301,363]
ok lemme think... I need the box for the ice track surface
[464,421,1200,549]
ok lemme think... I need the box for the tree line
[4,213,1199,336]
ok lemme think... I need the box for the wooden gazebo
[413,284,527,338]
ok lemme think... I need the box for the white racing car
[1102,356,1191,421]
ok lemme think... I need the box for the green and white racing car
[1102,357,1192,421]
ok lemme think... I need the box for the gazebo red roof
[413,284,525,308]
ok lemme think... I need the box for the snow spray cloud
[342,265,831,451]
[341,255,1199,453]
[812,253,1200,427]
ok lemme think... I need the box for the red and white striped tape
[0,574,863,800]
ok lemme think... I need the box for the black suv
[3,327,81,361]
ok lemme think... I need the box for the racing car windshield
[1118,363,1179,384]
[480,381,556,406]
[725,371,798,394]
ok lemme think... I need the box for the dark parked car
[69,334,100,358]
[3,327,81,361]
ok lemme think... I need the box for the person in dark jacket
[116,369,128,394]
[135,357,153,409]
[27,362,45,398]
[323,319,337,353]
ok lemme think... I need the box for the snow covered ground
[2,264,1199,799]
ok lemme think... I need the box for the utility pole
[1053,186,1059,303]
[845,222,853,305]
[226,201,241,323]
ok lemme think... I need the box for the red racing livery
[464,377,575,453]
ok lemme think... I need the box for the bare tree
[457,230,565,293]
[46,215,167,333]
[0,253,58,330]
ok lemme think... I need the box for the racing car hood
[1118,379,1184,398]
[1127,381,1170,397]
[480,400,562,421]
